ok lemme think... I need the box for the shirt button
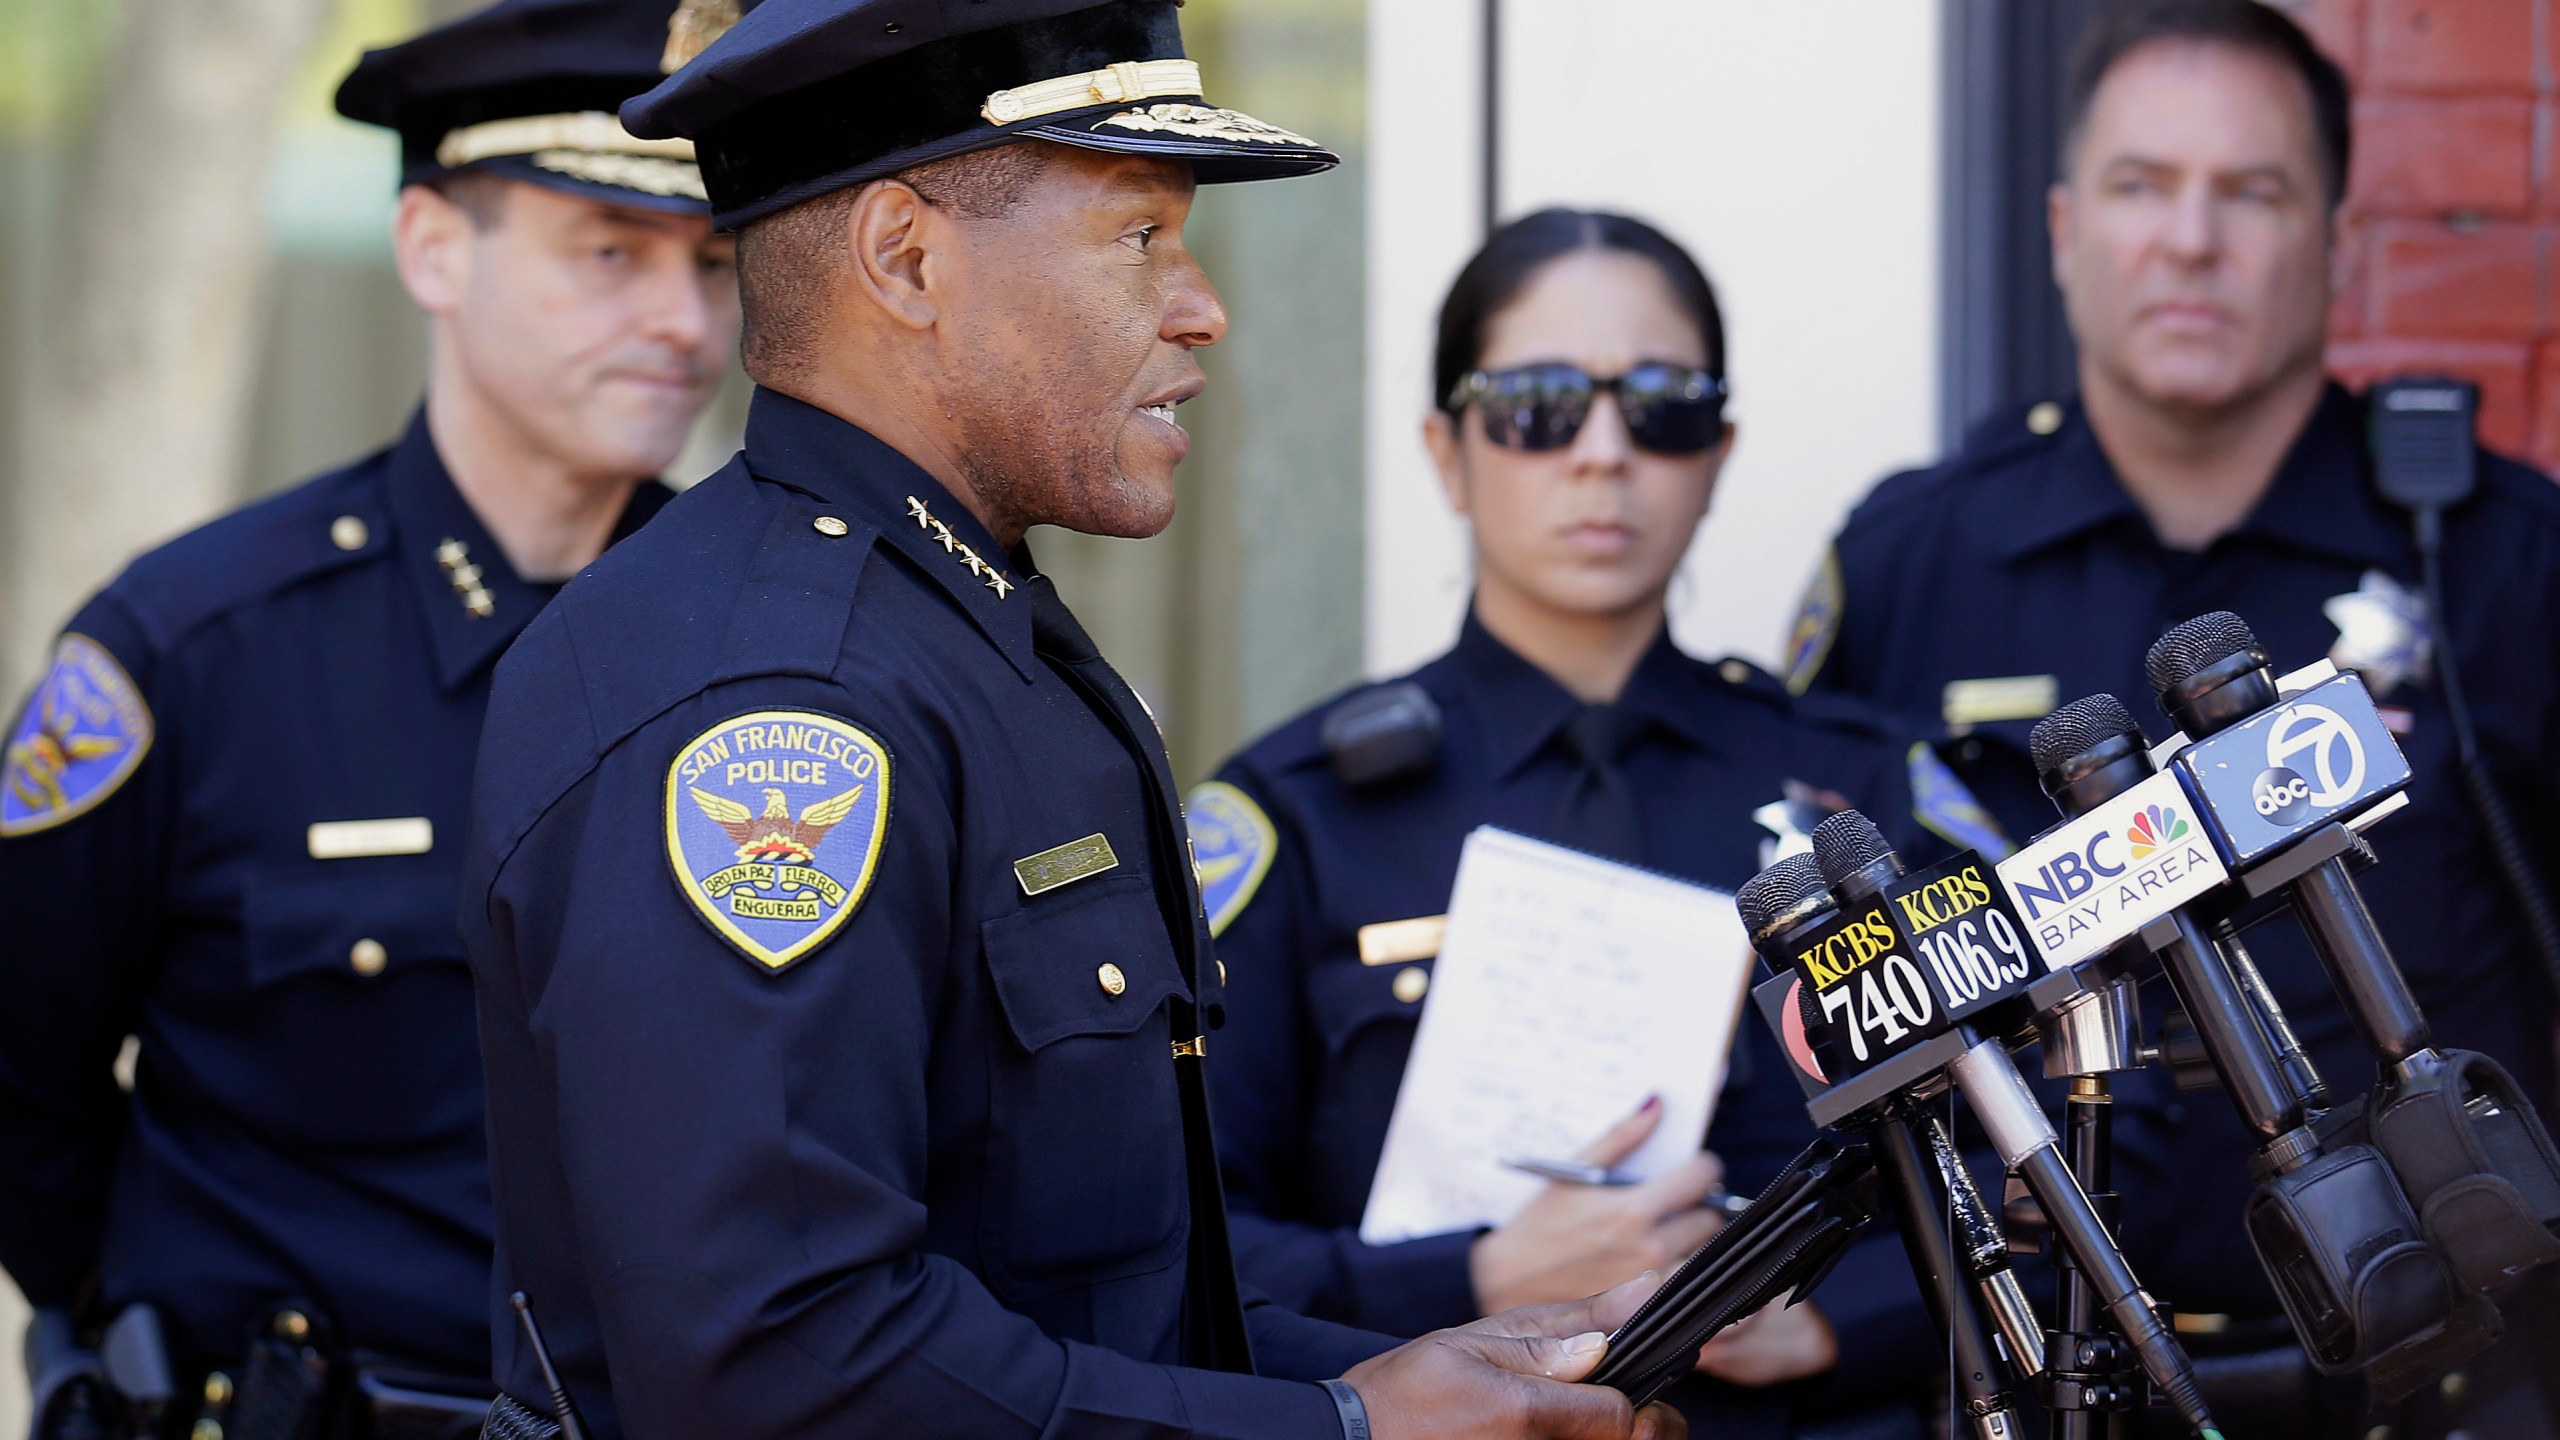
[1392,966,1430,1003]
[1097,962,1127,996]
[2027,401,2063,435]
[349,938,388,977]
[329,515,368,551]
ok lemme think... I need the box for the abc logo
[2253,767,2313,824]
[2265,703,2366,809]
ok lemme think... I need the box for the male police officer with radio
[460,2,1681,1438]
[1790,1,2560,1433]
[0,3,735,1433]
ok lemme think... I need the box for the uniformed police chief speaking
[460,2,1684,1438]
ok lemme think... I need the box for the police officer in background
[0,2,735,1432]
[1197,207,1995,1439]
[1791,1,2560,1434]
[461,2,1681,1438]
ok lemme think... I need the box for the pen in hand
[1501,1155,1751,1215]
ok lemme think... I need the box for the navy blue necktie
[1549,703,1644,864]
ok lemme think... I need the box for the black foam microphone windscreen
[2145,610,2263,700]
[2029,693,2145,776]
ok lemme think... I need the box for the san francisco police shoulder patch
[1783,548,1843,695]
[2,634,153,838]
[1186,780,1276,938]
[1907,741,2011,862]
[665,710,890,972]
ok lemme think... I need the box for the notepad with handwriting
[1358,826,1754,1246]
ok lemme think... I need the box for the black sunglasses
[1447,361,1728,454]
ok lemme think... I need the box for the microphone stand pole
[1871,1102,2028,1440]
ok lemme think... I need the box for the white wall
[1365,0,1944,677]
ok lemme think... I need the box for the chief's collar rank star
[901,494,1015,601]
[435,536,496,619]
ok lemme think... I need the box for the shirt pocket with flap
[234,864,483,1147]
[976,870,1192,1299]
[243,866,468,988]
[1308,950,1429,1059]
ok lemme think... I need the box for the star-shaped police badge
[2323,570,2431,699]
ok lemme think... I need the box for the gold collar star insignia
[436,536,495,619]
[901,495,1015,601]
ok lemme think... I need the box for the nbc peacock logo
[2125,804,2190,860]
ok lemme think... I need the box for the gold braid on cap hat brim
[980,58,1203,126]
[527,150,708,201]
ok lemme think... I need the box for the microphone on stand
[1806,813,2218,1438]
[2020,681,2492,1400]
[2140,612,2560,1298]
[1734,854,2037,1440]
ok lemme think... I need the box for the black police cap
[336,0,709,214]
[623,0,1340,230]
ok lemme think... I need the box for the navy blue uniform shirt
[1196,613,1968,1425]
[0,412,665,1371]
[1798,383,2560,1318]
[461,388,1388,1440]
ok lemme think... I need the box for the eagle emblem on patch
[3,634,152,837]
[665,710,890,971]
[1185,780,1277,938]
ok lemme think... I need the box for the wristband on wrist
[1318,1378,1371,1440]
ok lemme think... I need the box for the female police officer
[1192,209,1982,1437]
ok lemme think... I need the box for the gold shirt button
[275,1310,311,1340]
[192,1421,224,1440]
[349,939,388,977]
[329,515,368,551]
[203,1372,234,1407]
[1719,659,1749,685]
[1392,966,1430,1003]
[812,516,850,537]
[1097,962,1127,996]
[2026,401,2064,435]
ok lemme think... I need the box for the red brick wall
[2277,0,2558,470]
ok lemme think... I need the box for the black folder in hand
[1586,1136,1882,1408]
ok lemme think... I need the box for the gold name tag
[306,817,434,860]
[1014,833,1120,896]
[1941,675,2058,727]
[1358,914,1447,966]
